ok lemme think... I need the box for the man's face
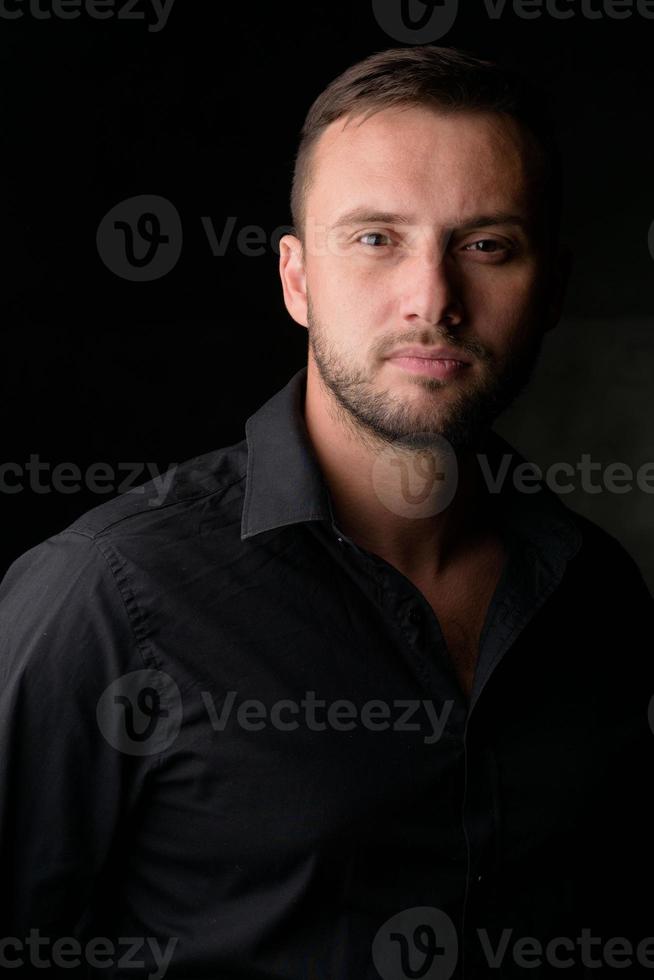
[282,105,563,451]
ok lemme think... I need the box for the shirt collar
[241,366,582,566]
[242,367,333,540]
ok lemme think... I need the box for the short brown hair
[290,45,563,251]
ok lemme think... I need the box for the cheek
[466,261,538,302]
[319,262,387,326]
[314,258,360,309]
[473,291,543,360]
[466,264,544,342]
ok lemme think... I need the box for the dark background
[2,1,653,585]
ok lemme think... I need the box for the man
[1,46,652,979]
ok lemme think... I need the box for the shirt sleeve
[0,530,156,942]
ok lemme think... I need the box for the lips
[386,346,470,364]
[386,354,470,379]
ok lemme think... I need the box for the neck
[303,360,496,580]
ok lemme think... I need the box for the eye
[463,239,510,254]
[357,231,393,248]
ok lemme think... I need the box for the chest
[415,541,508,699]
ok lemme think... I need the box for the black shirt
[1,366,653,979]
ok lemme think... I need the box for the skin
[278,105,570,585]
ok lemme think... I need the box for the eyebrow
[330,207,530,232]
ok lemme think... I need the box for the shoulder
[559,502,653,602]
[489,429,652,600]
[1,439,248,590]
[0,439,248,673]
[63,438,248,542]
[567,506,648,575]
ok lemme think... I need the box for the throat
[409,533,508,700]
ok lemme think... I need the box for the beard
[306,295,546,453]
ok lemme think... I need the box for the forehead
[308,105,537,224]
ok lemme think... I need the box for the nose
[398,247,464,329]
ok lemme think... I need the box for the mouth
[386,352,471,379]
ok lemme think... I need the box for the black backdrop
[2,0,653,581]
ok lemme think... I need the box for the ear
[543,243,573,334]
[278,232,309,328]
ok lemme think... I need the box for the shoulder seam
[65,471,247,541]
[84,534,160,673]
